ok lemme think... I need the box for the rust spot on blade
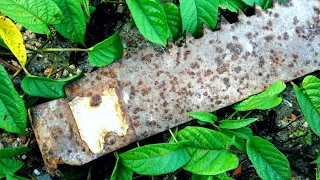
[90,94,102,107]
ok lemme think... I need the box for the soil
[0,1,319,180]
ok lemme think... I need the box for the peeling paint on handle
[68,88,128,154]
[29,0,320,174]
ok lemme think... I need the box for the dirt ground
[0,2,319,180]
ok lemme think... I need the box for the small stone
[75,68,82,74]
[7,138,14,143]
[0,142,4,149]
[34,169,41,176]
[20,136,27,144]
[1,133,7,137]
[69,64,75,70]
[290,114,297,122]
[16,138,21,142]
[62,69,69,76]
[291,122,298,128]
[36,173,52,180]
[283,99,292,107]
[22,155,27,160]
[303,122,308,128]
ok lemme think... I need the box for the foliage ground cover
[0,0,319,179]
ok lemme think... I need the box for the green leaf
[264,0,273,9]
[163,3,182,41]
[305,133,312,145]
[0,36,8,49]
[220,129,246,153]
[52,0,86,45]
[0,0,63,34]
[21,74,83,99]
[241,0,266,7]
[7,174,29,180]
[187,112,217,124]
[120,142,190,175]
[177,127,238,175]
[302,76,320,113]
[0,65,26,135]
[232,81,286,111]
[110,153,133,180]
[87,30,123,67]
[127,0,169,46]
[192,173,233,180]
[0,147,28,158]
[247,136,290,180]
[0,158,24,178]
[219,0,246,12]
[89,6,96,14]
[219,118,258,129]
[80,0,90,18]
[227,127,253,139]
[312,152,320,165]
[293,83,320,136]
[180,0,219,37]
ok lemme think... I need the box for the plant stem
[47,55,57,78]
[227,110,238,120]
[102,0,126,4]
[12,36,52,79]
[41,48,88,52]
[169,129,178,143]
[212,123,221,130]
[55,53,75,75]
[242,110,253,119]
[132,175,144,180]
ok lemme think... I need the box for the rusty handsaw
[29,0,320,174]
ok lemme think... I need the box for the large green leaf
[21,74,83,99]
[219,0,246,12]
[52,0,86,45]
[0,65,26,135]
[227,127,253,139]
[127,0,169,46]
[219,118,258,129]
[0,0,63,34]
[302,76,320,113]
[0,158,24,179]
[247,136,290,180]
[177,127,238,175]
[232,81,286,111]
[180,0,219,37]
[187,112,217,124]
[87,31,123,67]
[241,0,266,7]
[220,128,246,153]
[241,0,287,9]
[6,174,29,180]
[110,153,133,180]
[293,83,320,136]
[192,173,233,180]
[163,3,182,41]
[0,147,28,158]
[120,142,190,175]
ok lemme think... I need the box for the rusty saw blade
[29,0,320,174]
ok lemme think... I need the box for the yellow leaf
[0,16,26,66]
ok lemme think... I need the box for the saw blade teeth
[202,24,211,35]
[185,31,195,42]
[237,10,247,23]
[167,40,177,51]
[254,3,264,16]
[220,16,230,26]
[272,0,279,6]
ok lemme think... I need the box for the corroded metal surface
[30,0,320,174]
